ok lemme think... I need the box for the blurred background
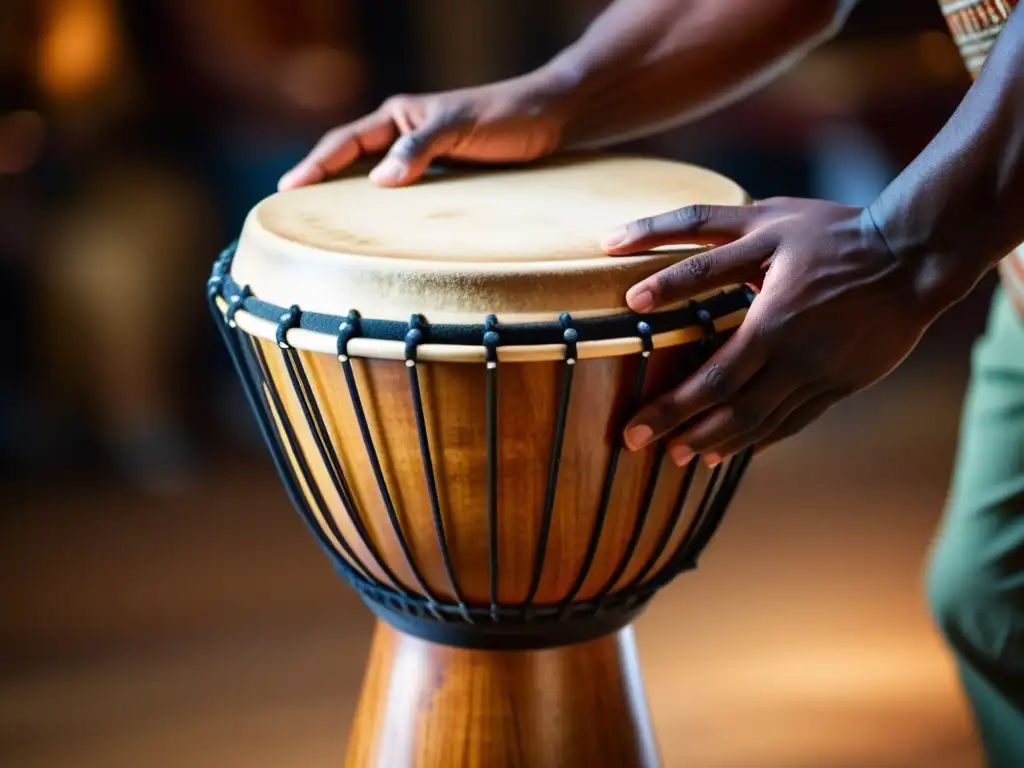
[0,0,996,765]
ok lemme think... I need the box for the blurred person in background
[122,0,370,469]
[29,0,218,494]
[127,0,366,233]
[279,0,1024,761]
[18,0,366,494]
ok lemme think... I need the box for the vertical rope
[663,305,747,572]
[483,315,501,622]
[671,449,752,573]
[594,441,667,606]
[337,312,442,615]
[207,265,360,583]
[272,305,382,585]
[405,315,471,620]
[559,321,654,619]
[205,281,380,600]
[622,459,700,599]
[523,313,578,615]
[271,305,405,591]
[251,339,380,586]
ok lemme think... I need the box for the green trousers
[927,286,1024,765]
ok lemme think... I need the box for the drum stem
[345,622,661,768]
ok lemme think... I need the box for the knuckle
[702,362,732,402]
[391,131,433,161]
[382,94,412,112]
[627,216,656,241]
[673,204,713,229]
[684,252,713,280]
[314,126,346,153]
[439,101,474,126]
[648,265,689,302]
[398,131,429,152]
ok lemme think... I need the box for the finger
[368,111,466,187]
[622,316,769,451]
[624,233,773,313]
[667,381,821,468]
[664,364,814,466]
[754,391,841,455]
[279,112,397,190]
[601,203,761,255]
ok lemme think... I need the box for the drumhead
[230,153,749,323]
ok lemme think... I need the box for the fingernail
[703,452,721,468]
[624,424,653,451]
[601,227,628,250]
[370,157,405,184]
[627,288,654,313]
[669,444,694,467]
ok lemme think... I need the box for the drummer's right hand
[278,70,576,191]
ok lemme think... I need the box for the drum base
[345,621,660,768]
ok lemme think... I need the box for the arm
[596,7,1024,465]
[867,4,1024,315]
[280,0,858,189]
[549,0,860,148]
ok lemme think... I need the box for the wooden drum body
[207,154,754,767]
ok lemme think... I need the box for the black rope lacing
[206,241,753,647]
[405,314,472,621]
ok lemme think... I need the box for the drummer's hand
[278,70,574,191]
[601,197,940,466]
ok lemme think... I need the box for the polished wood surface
[230,154,749,323]
[258,337,722,606]
[345,622,657,768]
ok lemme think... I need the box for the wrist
[863,202,993,320]
[533,46,619,148]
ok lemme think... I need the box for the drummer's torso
[936,0,1024,310]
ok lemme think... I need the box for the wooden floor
[0,350,985,767]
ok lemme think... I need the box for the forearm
[868,7,1024,313]
[542,0,854,147]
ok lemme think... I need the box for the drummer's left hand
[601,197,941,466]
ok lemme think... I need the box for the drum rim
[249,151,751,269]
[229,152,753,324]
[209,243,754,363]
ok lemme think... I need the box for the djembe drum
[207,153,754,767]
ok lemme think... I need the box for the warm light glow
[37,0,117,101]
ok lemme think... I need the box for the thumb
[369,114,463,187]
